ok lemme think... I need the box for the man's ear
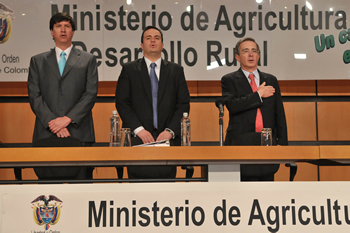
[235,54,241,63]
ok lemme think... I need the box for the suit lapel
[158,59,170,103]
[258,69,268,118]
[258,69,267,85]
[62,47,81,78]
[45,49,61,80]
[137,58,153,105]
[237,68,253,93]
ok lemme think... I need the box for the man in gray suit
[27,12,98,179]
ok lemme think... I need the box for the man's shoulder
[222,69,242,80]
[122,58,143,68]
[162,60,183,69]
[259,70,278,81]
[72,47,95,58]
[31,50,52,59]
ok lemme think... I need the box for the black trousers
[33,138,94,180]
[127,128,177,179]
[229,132,279,182]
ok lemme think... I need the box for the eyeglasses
[240,49,259,54]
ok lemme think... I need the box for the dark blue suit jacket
[115,58,190,146]
[115,58,190,178]
[221,68,288,146]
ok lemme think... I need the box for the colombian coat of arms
[31,195,63,230]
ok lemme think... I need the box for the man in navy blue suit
[115,26,190,179]
[221,37,288,181]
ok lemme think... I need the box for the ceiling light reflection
[294,54,307,59]
[306,1,312,10]
[207,59,226,70]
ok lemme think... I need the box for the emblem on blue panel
[0,2,15,44]
[31,195,63,230]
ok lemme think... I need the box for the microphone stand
[215,97,225,146]
[219,110,224,146]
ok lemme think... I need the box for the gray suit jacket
[28,47,98,143]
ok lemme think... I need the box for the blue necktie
[150,63,158,129]
[58,51,66,76]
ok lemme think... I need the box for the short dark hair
[235,37,260,55]
[141,26,163,43]
[50,12,76,31]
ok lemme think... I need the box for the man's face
[50,20,74,48]
[141,28,164,59]
[235,41,260,72]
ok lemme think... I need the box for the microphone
[215,98,225,115]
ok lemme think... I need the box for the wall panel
[319,166,350,181]
[279,80,316,96]
[92,103,117,143]
[275,163,318,181]
[284,102,317,141]
[0,102,322,143]
[0,103,35,143]
[318,80,350,96]
[197,81,221,96]
[318,102,350,141]
[0,80,318,97]
[190,102,228,142]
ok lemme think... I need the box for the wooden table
[0,146,319,182]
[318,145,350,165]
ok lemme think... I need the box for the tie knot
[150,63,156,69]
[248,73,254,81]
[60,51,66,57]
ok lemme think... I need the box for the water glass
[261,128,272,146]
[120,128,131,147]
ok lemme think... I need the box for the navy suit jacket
[221,68,288,146]
[115,58,190,178]
[115,58,190,146]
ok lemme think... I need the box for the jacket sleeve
[115,65,144,131]
[221,74,262,115]
[165,66,190,137]
[65,55,98,126]
[27,56,57,128]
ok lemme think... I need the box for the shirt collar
[241,68,259,79]
[144,56,161,69]
[55,45,73,62]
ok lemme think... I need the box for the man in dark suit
[27,13,98,179]
[221,37,288,181]
[115,26,190,179]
